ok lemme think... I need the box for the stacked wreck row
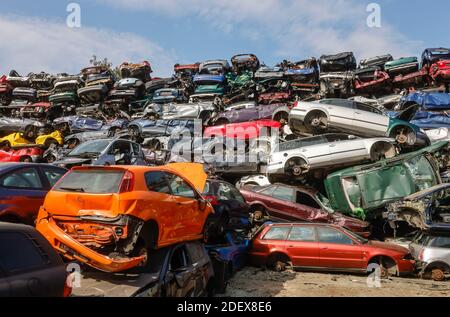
[1,49,450,238]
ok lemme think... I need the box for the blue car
[399,92,450,129]
[206,231,250,293]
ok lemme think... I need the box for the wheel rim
[432,269,445,281]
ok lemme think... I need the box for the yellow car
[0,130,63,148]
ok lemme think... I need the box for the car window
[319,99,353,108]
[404,155,438,191]
[109,141,131,155]
[429,236,450,248]
[42,167,66,187]
[54,170,124,194]
[355,102,382,114]
[230,186,246,204]
[170,246,189,271]
[317,227,354,245]
[259,186,276,196]
[217,182,234,200]
[0,168,43,189]
[169,175,196,199]
[0,232,48,274]
[288,226,316,242]
[145,172,172,194]
[131,143,140,155]
[271,186,295,202]
[296,192,321,209]
[263,226,291,240]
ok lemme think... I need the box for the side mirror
[198,199,208,211]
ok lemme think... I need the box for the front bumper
[36,209,146,273]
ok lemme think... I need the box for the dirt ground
[222,267,450,297]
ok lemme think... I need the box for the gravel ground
[222,267,450,297]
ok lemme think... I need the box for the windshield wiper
[59,187,85,192]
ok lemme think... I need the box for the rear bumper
[36,209,146,273]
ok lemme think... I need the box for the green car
[49,91,78,104]
[324,141,448,220]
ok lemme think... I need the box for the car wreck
[385,183,450,232]
[36,163,214,272]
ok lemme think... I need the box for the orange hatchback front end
[36,163,213,272]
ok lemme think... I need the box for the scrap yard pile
[1,48,450,297]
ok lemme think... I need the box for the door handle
[322,247,329,250]
[329,144,336,148]
[355,112,361,115]
[288,245,294,248]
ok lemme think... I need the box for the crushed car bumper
[36,209,146,273]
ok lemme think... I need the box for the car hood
[54,157,93,166]
[166,163,207,192]
[366,241,409,253]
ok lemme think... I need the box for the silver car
[266,133,396,179]
[288,98,419,145]
[409,232,450,281]
[143,102,217,123]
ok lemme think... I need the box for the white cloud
[98,0,423,62]
[0,15,176,77]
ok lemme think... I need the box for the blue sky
[1,0,449,77]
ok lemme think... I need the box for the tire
[284,157,309,177]
[267,253,291,272]
[273,112,289,124]
[304,111,328,133]
[44,138,59,150]
[214,118,229,126]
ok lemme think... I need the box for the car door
[318,99,355,131]
[145,171,185,243]
[298,136,331,168]
[164,245,196,297]
[353,102,389,136]
[185,242,211,297]
[0,167,48,224]
[166,173,204,238]
[266,185,297,221]
[316,226,365,271]
[325,134,367,165]
[285,225,320,268]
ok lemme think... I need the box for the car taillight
[119,170,134,193]
[204,195,219,206]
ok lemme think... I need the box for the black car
[202,179,250,239]
[72,241,215,297]
[0,222,70,297]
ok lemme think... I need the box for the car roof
[0,163,66,171]
[265,222,339,229]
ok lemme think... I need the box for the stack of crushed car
[1,47,450,295]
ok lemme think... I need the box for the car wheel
[20,156,33,163]
[431,268,446,282]
[390,126,416,146]
[305,111,328,133]
[267,253,291,272]
[44,138,59,150]
[285,157,309,177]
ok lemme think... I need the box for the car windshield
[68,140,110,157]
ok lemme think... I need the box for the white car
[289,98,419,145]
[266,133,396,179]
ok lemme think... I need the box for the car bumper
[397,259,416,275]
[36,209,146,273]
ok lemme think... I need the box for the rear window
[429,236,450,248]
[54,170,125,193]
[0,232,48,274]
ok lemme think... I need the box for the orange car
[36,163,214,272]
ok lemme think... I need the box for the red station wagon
[250,223,415,276]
